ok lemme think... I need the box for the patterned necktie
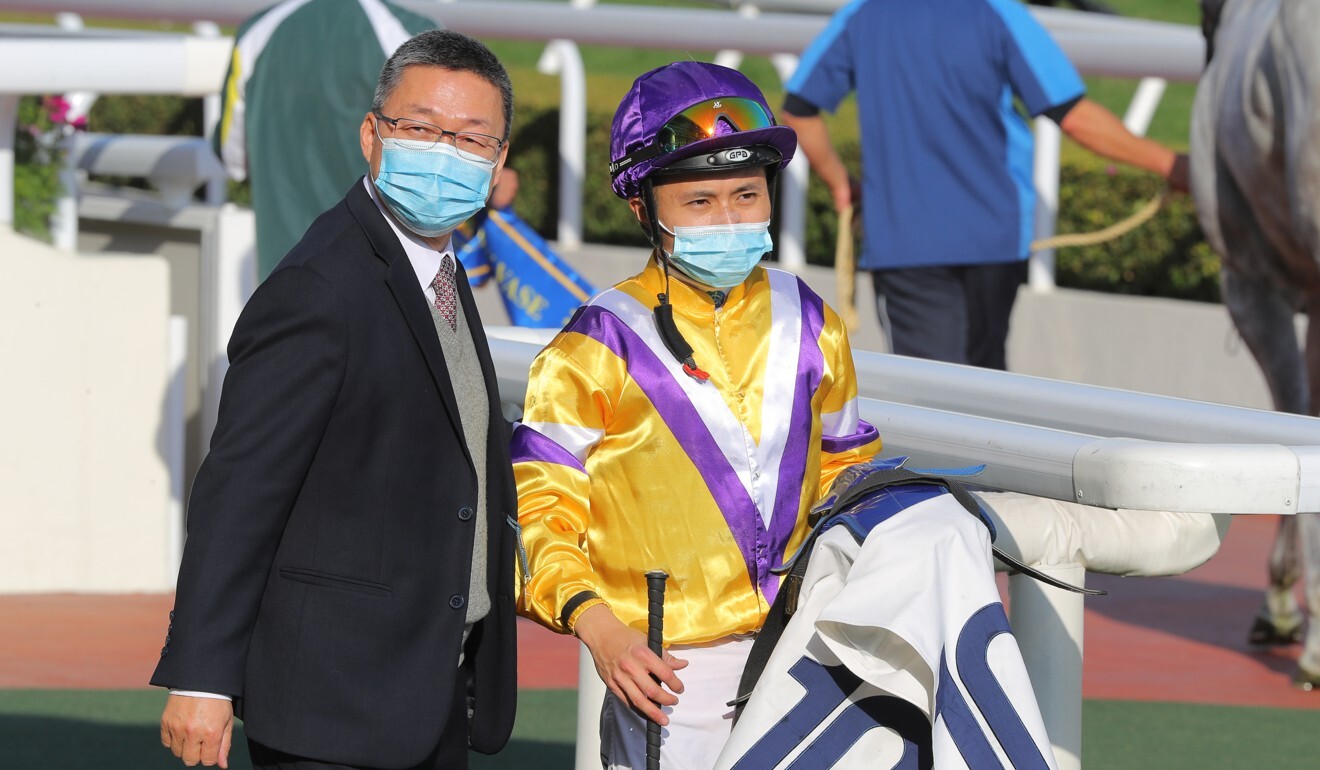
[432,254,458,332]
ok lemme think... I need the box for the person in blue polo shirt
[784,0,1188,369]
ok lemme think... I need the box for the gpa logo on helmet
[725,148,752,162]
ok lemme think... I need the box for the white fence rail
[487,327,1315,770]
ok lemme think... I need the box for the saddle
[730,458,1102,719]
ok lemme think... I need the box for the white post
[771,53,808,272]
[537,40,585,250]
[198,204,257,459]
[194,20,227,205]
[53,15,93,252]
[55,12,98,126]
[166,314,189,583]
[1122,77,1166,137]
[0,93,18,231]
[52,143,79,251]
[1029,116,1061,291]
[713,4,759,71]
[1009,564,1085,770]
[574,643,606,770]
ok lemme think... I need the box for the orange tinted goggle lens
[656,97,775,154]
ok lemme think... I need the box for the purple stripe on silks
[764,282,827,605]
[821,419,880,454]
[567,305,766,593]
[510,423,586,473]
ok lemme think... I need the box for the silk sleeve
[512,343,611,633]
[816,304,881,492]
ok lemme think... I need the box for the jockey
[512,60,881,767]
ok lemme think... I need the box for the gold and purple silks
[514,258,881,645]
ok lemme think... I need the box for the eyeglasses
[373,112,503,162]
[655,97,775,153]
[610,97,775,177]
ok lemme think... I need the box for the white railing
[487,326,1315,770]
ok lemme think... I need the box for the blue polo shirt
[787,0,1085,269]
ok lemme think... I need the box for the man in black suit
[153,29,518,770]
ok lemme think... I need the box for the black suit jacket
[151,180,517,768]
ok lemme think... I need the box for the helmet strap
[639,180,664,252]
[640,165,777,384]
[643,183,709,381]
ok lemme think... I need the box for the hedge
[504,105,1220,303]
[15,96,1220,303]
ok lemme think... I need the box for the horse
[1192,0,1320,688]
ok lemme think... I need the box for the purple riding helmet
[609,61,798,203]
[609,62,798,381]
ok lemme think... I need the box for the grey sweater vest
[427,292,491,640]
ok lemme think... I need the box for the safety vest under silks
[513,256,881,645]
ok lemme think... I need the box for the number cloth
[715,492,1056,770]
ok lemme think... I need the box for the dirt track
[2,515,1315,709]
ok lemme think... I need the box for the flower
[38,94,86,135]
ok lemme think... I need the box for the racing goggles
[611,96,777,178]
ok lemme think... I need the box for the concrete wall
[1008,287,1286,412]
[0,228,174,592]
[79,218,207,495]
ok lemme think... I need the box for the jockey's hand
[573,603,688,725]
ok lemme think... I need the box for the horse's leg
[1293,300,1320,685]
[1297,512,1320,687]
[1299,331,1320,683]
[1282,2,1320,676]
[1287,338,1320,679]
[1223,268,1307,644]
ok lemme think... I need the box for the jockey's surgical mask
[658,219,773,289]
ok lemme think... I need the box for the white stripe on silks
[521,421,604,466]
[357,0,413,57]
[591,289,757,510]
[756,268,803,528]
[218,66,248,181]
[820,397,861,440]
[235,0,314,88]
[589,285,802,524]
[219,0,315,178]
[220,0,315,175]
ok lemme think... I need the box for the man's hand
[572,603,688,725]
[831,176,862,216]
[780,111,856,215]
[1166,153,1190,194]
[160,694,234,768]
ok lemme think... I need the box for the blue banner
[453,209,596,328]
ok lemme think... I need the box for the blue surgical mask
[373,137,495,238]
[659,219,773,289]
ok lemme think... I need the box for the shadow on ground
[0,689,577,770]
[1086,573,1298,667]
[0,714,573,770]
